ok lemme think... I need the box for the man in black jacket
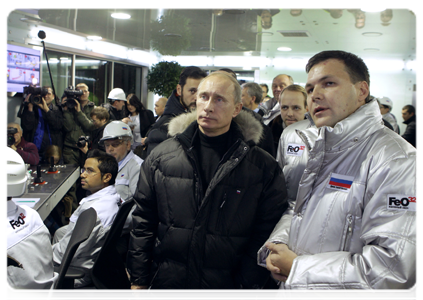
[401,104,416,147]
[19,86,63,159]
[127,72,288,289]
[143,66,207,156]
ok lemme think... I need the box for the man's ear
[251,96,256,106]
[357,81,369,104]
[102,173,112,185]
[232,102,243,118]
[176,84,182,96]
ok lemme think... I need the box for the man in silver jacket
[258,50,416,289]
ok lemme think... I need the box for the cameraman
[19,86,63,159]
[7,123,39,165]
[61,83,95,167]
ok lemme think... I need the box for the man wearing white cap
[103,88,128,121]
[377,96,400,134]
[100,120,144,204]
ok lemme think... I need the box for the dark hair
[178,66,207,88]
[306,50,370,102]
[126,93,146,112]
[219,68,237,79]
[90,106,110,122]
[87,150,118,186]
[260,83,269,94]
[403,104,415,114]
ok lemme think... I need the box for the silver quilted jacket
[259,100,416,289]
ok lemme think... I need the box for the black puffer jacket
[145,90,188,156]
[127,110,288,289]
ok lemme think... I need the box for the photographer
[7,123,39,165]
[101,88,128,121]
[77,106,110,157]
[61,83,95,167]
[18,86,63,159]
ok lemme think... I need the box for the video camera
[23,85,49,105]
[62,86,84,110]
[7,127,18,147]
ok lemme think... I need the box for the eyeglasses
[104,140,125,149]
[80,168,97,176]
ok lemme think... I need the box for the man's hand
[131,285,148,300]
[37,97,49,113]
[265,242,297,282]
[24,94,34,112]
[78,143,89,154]
[122,117,130,124]
[61,97,68,111]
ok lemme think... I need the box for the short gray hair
[241,82,263,104]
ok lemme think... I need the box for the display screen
[7,44,41,93]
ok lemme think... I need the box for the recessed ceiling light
[364,48,380,51]
[277,47,292,52]
[361,8,386,12]
[362,32,383,37]
[87,36,103,41]
[256,32,273,36]
[111,13,131,19]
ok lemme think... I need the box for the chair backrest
[54,208,97,289]
[91,198,134,289]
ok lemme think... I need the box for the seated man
[52,150,121,288]
[8,123,39,166]
[7,147,58,289]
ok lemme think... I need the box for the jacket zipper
[343,214,354,251]
[216,192,227,231]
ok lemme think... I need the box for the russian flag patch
[327,173,354,192]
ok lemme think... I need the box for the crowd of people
[7,50,416,290]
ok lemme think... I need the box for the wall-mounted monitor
[7,44,41,93]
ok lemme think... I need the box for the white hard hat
[100,121,133,142]
[7,148,28,197]
[377,97,393,110]
[108,88,126,101]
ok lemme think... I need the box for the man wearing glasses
[99,121,144,204]
[52,151,120,288]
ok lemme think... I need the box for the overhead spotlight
[277,47,292,52]
[87,36,103,41]
[111,13,131,19]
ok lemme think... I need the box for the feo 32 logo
[9,213,26,230]
[387,194,416,212]
[286,143,305,157]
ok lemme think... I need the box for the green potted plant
[146,61,184,98]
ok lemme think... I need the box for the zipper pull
[220,193,227,209]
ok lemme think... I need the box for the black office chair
[54,208,97,289]
[91,198,134,289]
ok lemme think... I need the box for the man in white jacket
[259,50,416,289]
[7,147,58,289]
[52,150,120,287]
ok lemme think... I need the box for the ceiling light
[364,48,380,51]
[362,32,382,37]
[361,8,386,12]
[87,36,102,41]
[111,13,131,19]
[277,47,292,52]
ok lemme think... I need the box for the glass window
[41,51,72,104]
[75,56,110,106]
[113,62,138,96]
